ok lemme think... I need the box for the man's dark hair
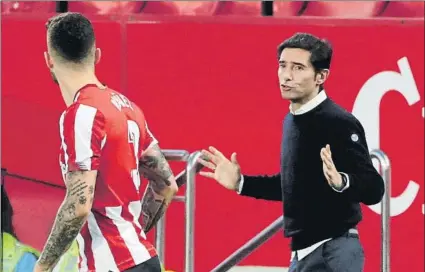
[1,185,17,237]
[46,12,95,63]
[277,32,333,72]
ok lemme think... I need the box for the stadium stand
[300,1,388,17]
[273,1,308,17]
[1,1,55,13]
[380,1,424,18]
[2,1,424,18]
[67,1,143,15]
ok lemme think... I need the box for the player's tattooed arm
[36,170,97,271]
[139,144,178,233]
[140,185,169,233]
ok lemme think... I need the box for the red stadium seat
[138,1,179,15]
[1,1,56,14]
[171,1,221,16]
[301,1,387,18]
[380,1,424,18]
[68,1,143,15]
[140,1,261,16]
[274,1,308,17]
[120,1,145,14]
[68,1,119,15]
[214,1,262,16]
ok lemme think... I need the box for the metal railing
[1,149,391,272]
[154,149,189,267]
[370,149,391,272]
[1,149,204,272]
[211,216,283,272]
[155,149,203,272]
[211,149,392,272]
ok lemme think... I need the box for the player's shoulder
[63,85,107,120]
[61,102,105,129]
[70,84,144,120]
[324,99,364,133]
[84,86,140,111]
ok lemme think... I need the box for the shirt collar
[290,90,327,115]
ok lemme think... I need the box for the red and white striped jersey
[59,84,157,272]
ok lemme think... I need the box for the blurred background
[1,1,424,271]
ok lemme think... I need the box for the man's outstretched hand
[198,146,241,191]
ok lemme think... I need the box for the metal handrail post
[211,216,284,272]
[370,149,391,272]
[185,151,203,272]
[162,149,190,161]
[154,215,166,264]
[155,149,190,266]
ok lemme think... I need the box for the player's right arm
[139,143,178,233]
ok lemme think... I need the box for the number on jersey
[128,120,141,192]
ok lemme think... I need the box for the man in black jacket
[199,33,385,272]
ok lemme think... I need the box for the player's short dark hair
[277,32,333,72]
[46,12,95,63]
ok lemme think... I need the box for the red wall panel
[2,15,424,272]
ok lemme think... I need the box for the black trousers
[288,231,365,272]
[122,256,162,272]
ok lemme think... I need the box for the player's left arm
[36,104,105,272]
[136,120,178,233]
[329,118,385,205]
[36,171,96,271]
[139,143,178,233]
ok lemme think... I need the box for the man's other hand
[198,146,241,191]
[320,144,343,189]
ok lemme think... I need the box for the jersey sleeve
[141,121,158,154]
[60,103,106,172]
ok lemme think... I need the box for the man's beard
[50,70,59,85]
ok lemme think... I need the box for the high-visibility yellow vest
[2,232,40,272]
[52,240,80,272]
[2,232,80,272]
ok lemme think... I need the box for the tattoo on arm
[139,144,177,233]
[141,186,169,233]
[38,171,95,270]
[89,185,94,203]
[139,144,173,193]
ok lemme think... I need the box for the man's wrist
[235,175,244,193]
[331,173,349,192]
